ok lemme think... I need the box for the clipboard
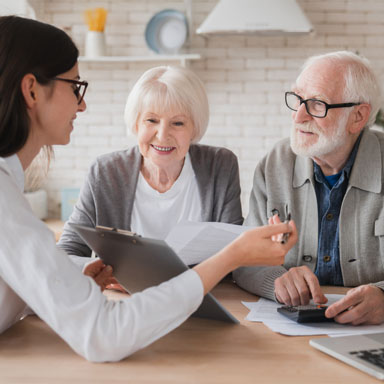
[70,223,239,324]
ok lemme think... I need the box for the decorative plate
[145,9,188,54]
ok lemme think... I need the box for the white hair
[298,51,382,127]
[124,66,209,143]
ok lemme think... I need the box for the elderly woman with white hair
[58,66,243,257]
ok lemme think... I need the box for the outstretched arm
[194,221,297,295]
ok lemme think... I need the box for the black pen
[281,212,291,244]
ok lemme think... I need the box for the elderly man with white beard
[233,51,384,325]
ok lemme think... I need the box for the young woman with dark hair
[0,16,297,362]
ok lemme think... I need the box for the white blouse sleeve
[0,168,203,362]
[0,278,28,333]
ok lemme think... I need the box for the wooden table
[0,282,375,384]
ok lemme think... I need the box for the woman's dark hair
[0,16,79,156]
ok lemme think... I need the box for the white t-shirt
[0,155,203,362]
[131,154,202,239]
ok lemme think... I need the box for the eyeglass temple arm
[327,102,361,109]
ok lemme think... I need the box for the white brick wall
[30,0,384,218]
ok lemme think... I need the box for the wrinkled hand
[83,259,116,291]
[274,265,327,306]
[325,285,384,325]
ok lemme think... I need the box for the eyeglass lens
[73,83,88,105]
[286,93,327,118]
[74,84,84,103]
[54,78,88,105]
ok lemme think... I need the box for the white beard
[290,113,350,158]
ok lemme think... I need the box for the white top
[131,154,202,239]
[4,154,24,190]
[0,155,203,362]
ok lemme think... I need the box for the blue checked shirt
[313,134,362,286]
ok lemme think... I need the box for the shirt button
[323,255,331,263]
[302,255,312,262]
[326,213,333,220]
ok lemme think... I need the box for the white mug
[85,31,106,57]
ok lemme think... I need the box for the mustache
[293,122,319,134]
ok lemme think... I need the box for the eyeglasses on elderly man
[285,91,361,118]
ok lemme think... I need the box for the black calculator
[277,304,334,323]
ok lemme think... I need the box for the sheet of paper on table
[165,221,252,265]
[242,294,384,337]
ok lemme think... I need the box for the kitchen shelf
[79,53,201,67]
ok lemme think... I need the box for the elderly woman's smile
[151,144,175,153]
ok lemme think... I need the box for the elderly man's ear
[348,103,371,134]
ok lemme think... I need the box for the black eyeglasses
[54,77,88,105]
[285,91,360,118]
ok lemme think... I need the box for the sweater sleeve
[216,149,243,225]
[233,158,287,301]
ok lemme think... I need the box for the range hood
[196,0,313,35]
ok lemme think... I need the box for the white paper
[165,221,253,265]
[242,294,384,336]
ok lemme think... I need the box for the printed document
[165,221,252,265]
[243,294,384,336]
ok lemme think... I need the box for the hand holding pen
[268,207,292,244]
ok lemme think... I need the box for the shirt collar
[3,154,25,191]
[293,154,314,188]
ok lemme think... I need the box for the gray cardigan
[58,144,243,257]
[233,128,384,301]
